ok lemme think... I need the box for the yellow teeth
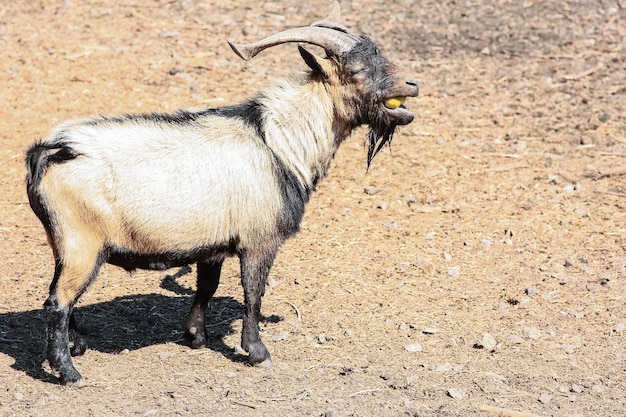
[383,96,406,109]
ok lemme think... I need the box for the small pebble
[485,371,507,382]
[385,221,402,230]
[586,283,600,292]
[405,342,423,353]
[317,333,327,344]
[434,363,453,372]
[538,393,552,404]
[613,323,625,333]
[448,266,460,277]
[474,333,497,350]
[266,276,278,289]
[405,374,420,387]
[562,343,577,354]
[273,331,289,342]
[508,334,525,344]
[14,392,24,401]
[158,351,172,360]
[434,363,464,373]
[525,287,539,295]
[447,388,466,400]
[570,384,583,393]
[523,327,541,340]
[599,273,611,285]
[422,327,438,334]
[364,186,381,195]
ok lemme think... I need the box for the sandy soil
[1,1,624,416]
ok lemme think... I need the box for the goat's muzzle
[383,78,419,126]
[366,77,419,167]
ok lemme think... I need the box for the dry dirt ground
[1,1,625,416]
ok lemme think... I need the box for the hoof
[63,377,85,388]
[69,338,88,357]
[185,326,206,349]
[246,342,271,367]
[253,358,273,369]
[60,369,84,387]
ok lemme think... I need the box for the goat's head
[228,1,419,167]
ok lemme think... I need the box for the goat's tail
[25,139,80,187]
[25,139,80,227]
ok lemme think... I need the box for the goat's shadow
[0,267,282,384]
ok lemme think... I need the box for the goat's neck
[260,79,352,190]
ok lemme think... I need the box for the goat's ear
[298,46,333,78]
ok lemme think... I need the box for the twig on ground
[285,301,302,321]
[479,404,543,417]
[596,165,626,179]
[595,190,626,198]
[561,62,604,81]
[486,163,528,173]
[348,388,383,398]
[483,153,524,159]
[231,400,256,409]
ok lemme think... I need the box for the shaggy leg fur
[44,295,84,386]
[239,249,276,367]
[184,260,223,349]
[44,234,104,386]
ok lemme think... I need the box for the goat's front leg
[184,259,223,349]
[239,249,276,367]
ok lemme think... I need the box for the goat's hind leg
[44,293,81,386]
[45,243,104,386]
[184,259,223,349]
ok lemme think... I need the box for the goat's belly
[107,243,237,272]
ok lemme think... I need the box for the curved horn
[310,0,359,39]
[228,2,359,61]
[228,26,358,61]
[311,21,359,38]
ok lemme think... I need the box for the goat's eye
[350,64,366,75]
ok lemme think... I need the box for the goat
[25,2,419,386]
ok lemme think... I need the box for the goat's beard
[366,118,398,169]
